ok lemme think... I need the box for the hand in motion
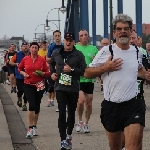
[145,69,150,80]
[51,73,58,81]
[103,55,123,72]
[33,70,45,76]
[63,64,71,72]
[23,72,29,78]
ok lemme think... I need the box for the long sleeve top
[18,55,50,85]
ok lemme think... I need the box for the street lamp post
[33,33,46,42]
[33,24,46,41]
[45,5,66,31]
[45,21,58,31]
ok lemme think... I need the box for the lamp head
[45,26,50,31]
[59,6,66,14]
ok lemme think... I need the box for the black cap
[29,42,40,49]
[64,32,75,40]
[21,42,28,46]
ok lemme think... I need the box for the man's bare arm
[84,66,106,78]
[9,61,18,66]
[138,67,146,79]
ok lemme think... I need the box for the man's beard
[118,37,129,44]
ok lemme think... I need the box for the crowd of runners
[1,14,150,150]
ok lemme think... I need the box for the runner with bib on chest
[50,32,86,150]
[18,42,50,138]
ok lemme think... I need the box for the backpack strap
[109,45,113,60]
[135,46,139,60]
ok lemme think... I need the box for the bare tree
[1,35,10,40]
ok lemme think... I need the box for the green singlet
[75,44,98,83]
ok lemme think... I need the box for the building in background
[133,23,150,36]
[89,35,103,47]
[0,36,27,54]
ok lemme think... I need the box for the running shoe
[17,97,22,107]
[56,108,59,112]
[26,128,33,138]
[6,80,10,85]
[50,100,54,106]
[66,135,72,149]
[61,140,69,150]
[11,87,13,93]
[47,100,51,107]
[83,123,90,133]
[33,127,38,136]
[22,105,27,111]
[75,121,83,132]
[13,87,17,93]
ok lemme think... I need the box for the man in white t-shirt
[84,14,150,150]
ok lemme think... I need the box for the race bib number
[59,73,72,85]
[35,80,45,91]
[137,80,142,93]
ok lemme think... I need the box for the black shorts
[79,82,94,94]
[8,66,15,75]
[100,97,146,132]
[24,84,44,113]
[47,77,55,93]
[2,66,8,72]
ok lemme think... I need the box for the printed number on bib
[35,80,45,91]
[137,80,142,94]
[59,73,72,85]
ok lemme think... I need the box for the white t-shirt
[89,44,143,103]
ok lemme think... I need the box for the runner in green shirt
[75,30,98,133]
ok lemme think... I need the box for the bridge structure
[64,0,142,45]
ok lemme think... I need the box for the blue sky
[0,0,149,41]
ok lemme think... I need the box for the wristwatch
[71,68,74,72]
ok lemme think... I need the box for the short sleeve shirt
[75,44,98,83]
[89,44,143,103]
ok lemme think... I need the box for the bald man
[137,36,142,48]
[101,38,109,47]
[75,30,98,133]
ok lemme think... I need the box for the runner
[18,42,50,138]
[10,42,29,111]
[50,32,86,150]
[6,44,17,93]
[2,50,10,84]
[120,30,146,150]
[84,14,150,150]
[75,30,98,133]
[46,30,63,111]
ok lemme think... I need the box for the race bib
[137,80,142,93]
[35,80,45,91]
[59,73,72,85]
